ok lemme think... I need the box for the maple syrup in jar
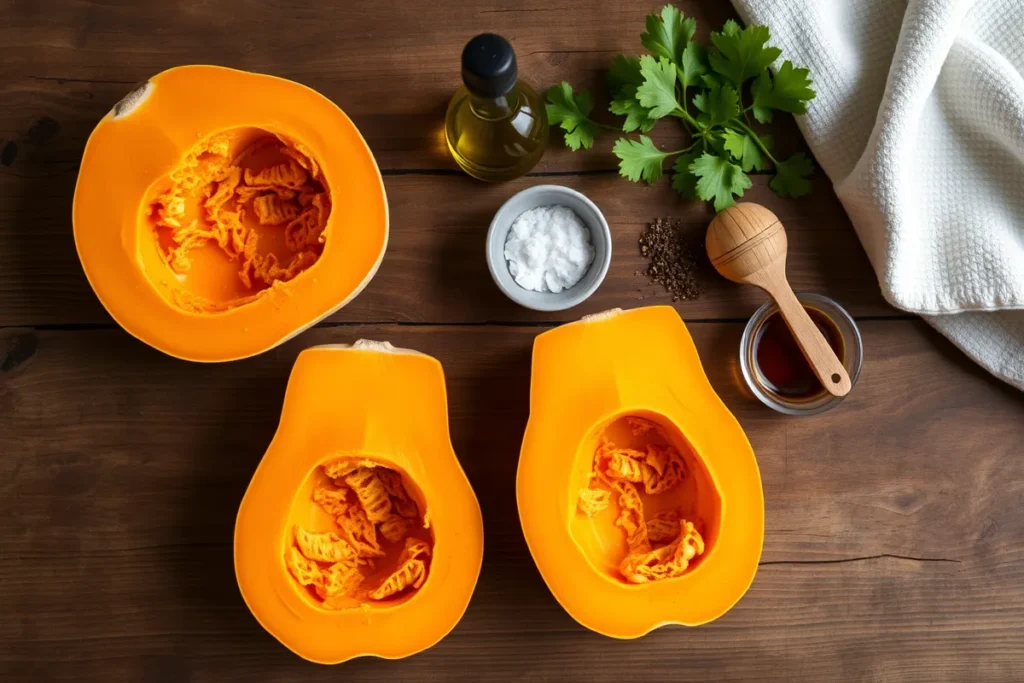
[739,293,863,415]
[755,307,844,398]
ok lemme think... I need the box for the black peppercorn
[637,217,703,302]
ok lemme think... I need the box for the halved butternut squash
[235,341,483,663]
[73,65,388,361]
[517,306,763,637]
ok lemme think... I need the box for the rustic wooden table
[3,1,1023,681]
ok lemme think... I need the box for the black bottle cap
[461,33,518,98]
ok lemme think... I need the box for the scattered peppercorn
[637,217,704,302]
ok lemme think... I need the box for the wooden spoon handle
[771,284,852,398]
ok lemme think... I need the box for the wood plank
[0,0,839,328]
[0,1,810,174]
[1,320,1021,681]
[0,171,889,327]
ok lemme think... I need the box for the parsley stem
[672,107,701,130]
[648,143,694,162]
[730,120,778,165]
[671,85,694,133]
[737,91,754,127]
[587,118,620,132]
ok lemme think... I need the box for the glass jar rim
[739,292,863,416]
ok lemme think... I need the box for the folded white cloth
[731,0,1024,390]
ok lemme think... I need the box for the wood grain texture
[0,171,888,326]
[0,0,809,173]
[0,0,852,327]
[2,0,1023,681]
[1,322,1022,682]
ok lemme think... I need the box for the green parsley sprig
[546,6,816,209]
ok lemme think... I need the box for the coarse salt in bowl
[504,205,594,293]
[486,185,612,311]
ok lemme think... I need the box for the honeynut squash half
[74,65,388,362]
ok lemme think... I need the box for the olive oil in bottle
[445,33,548,182]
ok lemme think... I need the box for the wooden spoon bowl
[707,203,852,398]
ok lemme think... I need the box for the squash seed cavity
[146,128,330,313]
[577,416,707,584]
[286,457,433,609]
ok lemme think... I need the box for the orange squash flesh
[578,419,710,584]
[517,306,764,637]
[147,129,332,311]
[285,457,435,610]
[235,342,484,663]
[73,65,388,361]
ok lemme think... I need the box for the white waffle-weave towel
[731,0,1024,390]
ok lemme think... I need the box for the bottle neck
[469,89,516,120]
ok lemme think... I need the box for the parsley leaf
[679,41,707,88]
[543,9,816,207]
[546,82,599,151]
[607,55,644,95]
[564,126,592,151]
[609,86,657,133]
[607,56,655,132]
[700,73,723,89]
[770,152,814,198]
[690,153,752,210]
[636,55,680,119]
[692,83,739,127]
[671,152,700,199]
[641,5,696,63]
[709,24,781,86]
[752,61,815,123]
[751,75,774,123]
[721,129,766,171]
[613,135,672,184]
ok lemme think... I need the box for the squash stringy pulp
[286,458,432,609]
[149,131,330,312]
[578,417,705,583]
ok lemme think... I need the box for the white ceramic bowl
[486,185,612,311]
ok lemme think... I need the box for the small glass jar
[739,293,863,415]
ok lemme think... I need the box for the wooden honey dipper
[707,203,852,398]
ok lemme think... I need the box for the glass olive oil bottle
[445,33,548,182]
